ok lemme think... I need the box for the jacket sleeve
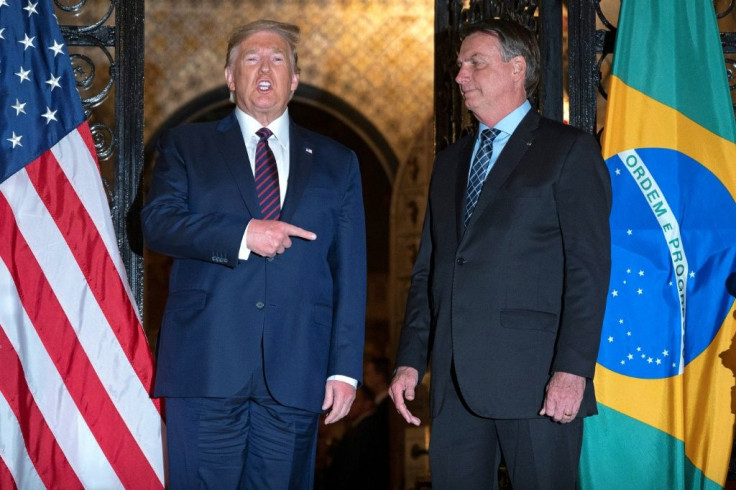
[141,130,247,268]
[551,131,612,378]
[395,198,433,382]
[327,152,368,383]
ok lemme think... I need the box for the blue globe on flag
[598,148,736,379]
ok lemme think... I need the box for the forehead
[458,31,501,59]
[238,30,291,54]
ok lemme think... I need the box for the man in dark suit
[142,19,366,489]
[389,19,611,489]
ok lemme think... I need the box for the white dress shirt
[233,107,357,389]
[236,108,290,261]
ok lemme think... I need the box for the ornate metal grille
[584,0,736,133]
[435,0,554,150]
[436,0,736,146]
[57,0,145,308]
[714,1,734,114]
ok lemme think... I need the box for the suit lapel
[215,112,262,218]
[280,122,314,223]
[453,134,476,242]
[463,111,540,232]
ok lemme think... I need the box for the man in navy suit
[142,19,366,489]
[389,19,611,489]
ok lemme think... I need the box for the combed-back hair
[225,19,301,75]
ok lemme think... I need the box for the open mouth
[257,80,272,92]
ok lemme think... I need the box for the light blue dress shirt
[469,100,532,181]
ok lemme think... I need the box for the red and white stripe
[0,124,165,488]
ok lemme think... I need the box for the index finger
[390,383,420,426]
[284,223,317,240]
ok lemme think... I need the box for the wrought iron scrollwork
[435,0,542,150]
[54,0,114,32]
[69,49,115,114]
[54,0,87,11]
[90,122,115,161]
[715,0,735,19]
[58,0,117,159]
[57,0,145,308]
[593,0,616,105]
[462,0,538,29]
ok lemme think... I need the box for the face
[225,30,299,125]
[455,32,525,122]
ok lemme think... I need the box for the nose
[259,60,271,73]
[455,65,468,85]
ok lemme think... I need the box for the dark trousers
[429,375,583,490]
[165,365,320,489]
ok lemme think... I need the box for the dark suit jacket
[395,110,611,419]
[141,111,367,413]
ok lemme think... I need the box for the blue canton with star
[0,0,85,183]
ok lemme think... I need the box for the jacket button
[256,302,265,310]
[456,257,466,265]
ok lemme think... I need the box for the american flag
[0,1,165,488]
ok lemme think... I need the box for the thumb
[322,385,334,411]
[404,384,416,401]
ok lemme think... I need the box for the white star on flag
[18,33,36,50]
[7,132,22,148]
[12,99,27,115]
[46,74,61,90]
[23,1,38,16]
[48,39,64,56]
[15,66,31,83]
[41,107,57,124]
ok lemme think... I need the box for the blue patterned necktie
[464,128,501,227]
[254,127,281,220]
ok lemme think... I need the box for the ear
[291,72,299,92]
[225,66,235,92]
[512,56,526,80]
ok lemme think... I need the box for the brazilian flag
[578,0,736,488]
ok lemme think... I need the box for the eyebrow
[457,53,485,63]
[243,47,288,56]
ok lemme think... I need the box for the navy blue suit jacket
[142,111,367,413]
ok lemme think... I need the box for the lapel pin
[305,147,313,154]
[526,141,532,146]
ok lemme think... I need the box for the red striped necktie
[254,127,281,220]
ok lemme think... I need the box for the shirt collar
[234,107,291,151]
[478,99,532,137]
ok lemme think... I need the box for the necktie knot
[481,128,501,146]
[256,127,273,141]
